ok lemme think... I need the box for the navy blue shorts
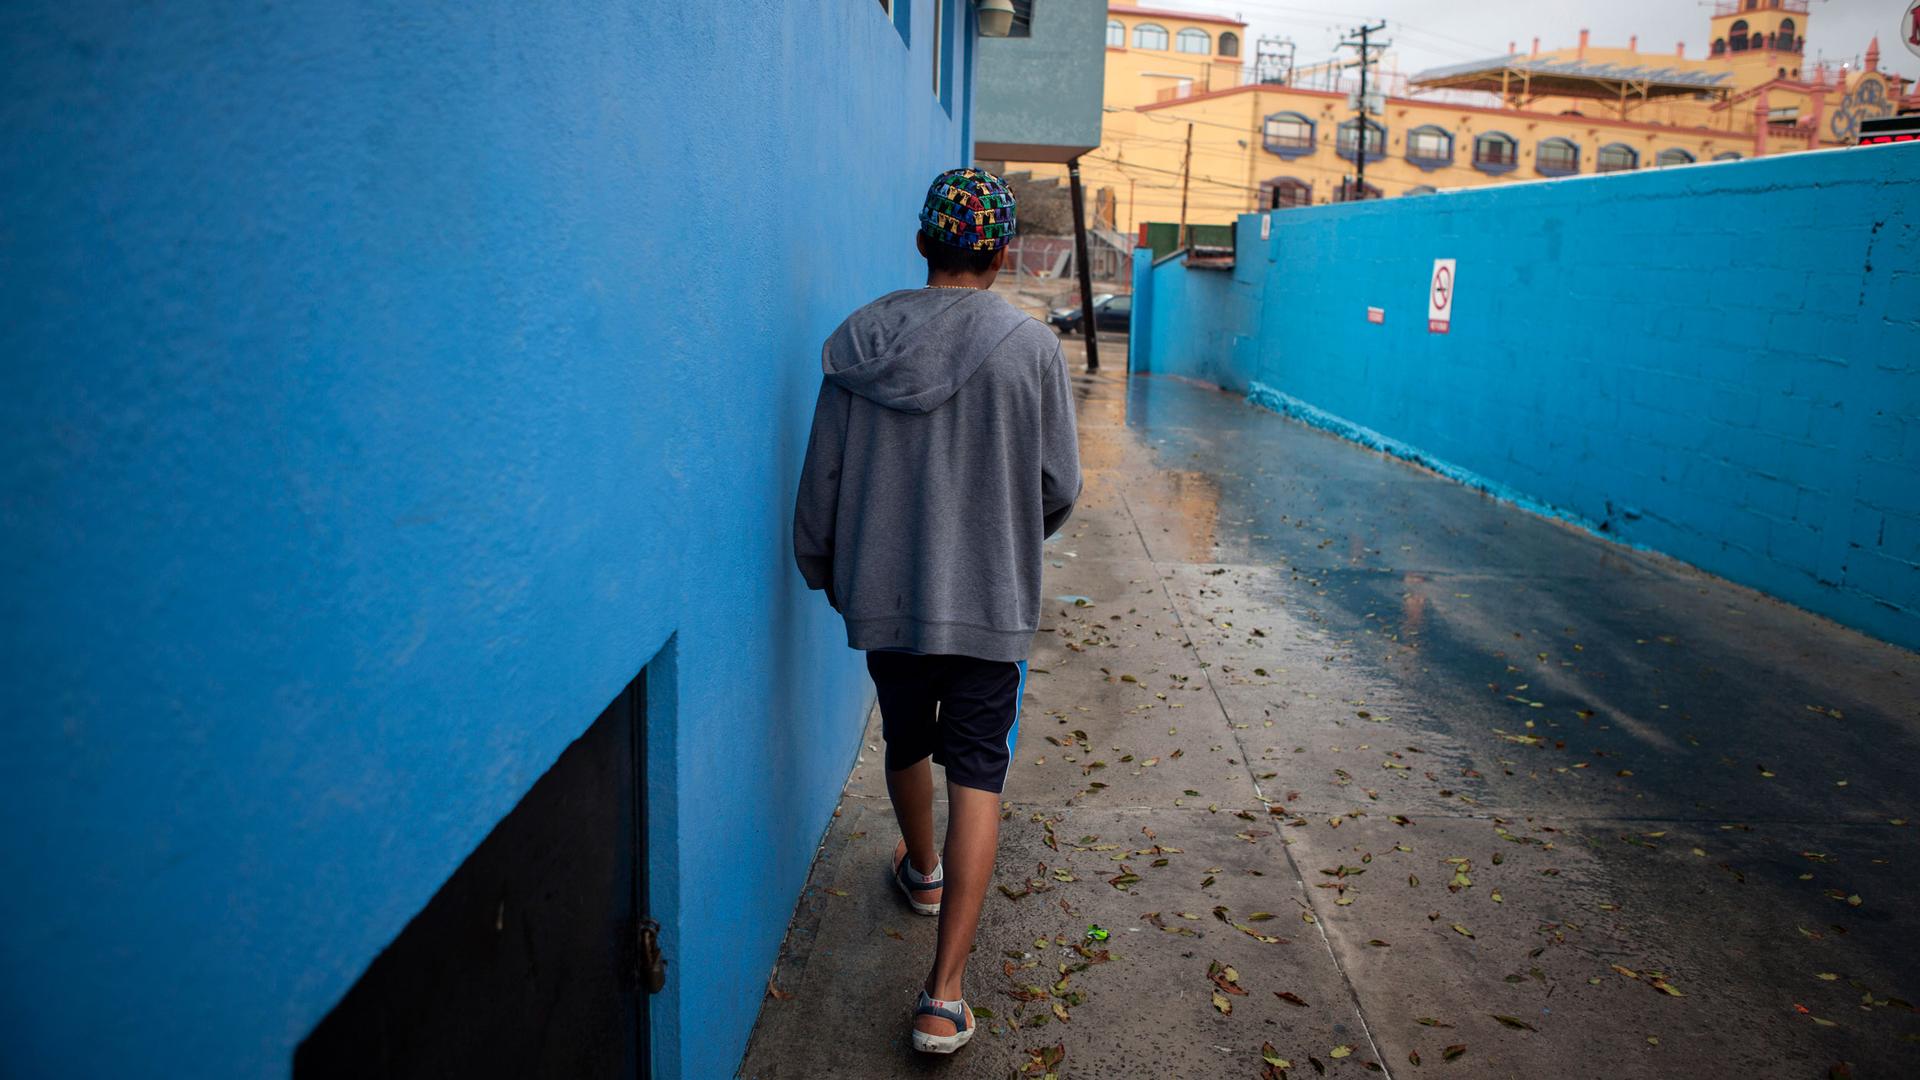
[866,651,1027,793]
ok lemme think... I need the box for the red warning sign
[1428,258,1454,334]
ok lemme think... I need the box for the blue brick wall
[1133,145,1920,650]
[0,3,978,1077]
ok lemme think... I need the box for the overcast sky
[1137,0,1915,84]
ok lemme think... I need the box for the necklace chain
[924,284,983,291]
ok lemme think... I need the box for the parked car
[1047,292,1130,335]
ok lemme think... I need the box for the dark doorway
[296,670,658,1079]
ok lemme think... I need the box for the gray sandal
[892,850,943,916]
[910,990,975,1054]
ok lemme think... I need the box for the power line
[1098,118,1415,192]
[1083,155,1267,195]
[1087,148,1397,201]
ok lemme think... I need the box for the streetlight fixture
[977,0,1015,38]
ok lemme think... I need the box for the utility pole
[1067,156,1100,374]
[1343,21,1387,200]
[1176,122,1194,250]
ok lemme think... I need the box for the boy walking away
[793,168,1081,1055]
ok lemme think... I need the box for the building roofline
[1109,5,1247,29]
[1411,53,1733,92]
[1136,81,1756,140]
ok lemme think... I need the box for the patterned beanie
[919,168,1017,251]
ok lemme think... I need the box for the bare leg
[916,781,1000,1037]
[886,756,941,884]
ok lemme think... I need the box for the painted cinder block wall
[1131,145,1920,650]
[0,2,977,1077]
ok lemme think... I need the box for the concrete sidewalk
[741,340,1920,1079]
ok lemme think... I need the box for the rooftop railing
[1713,0,1808,16]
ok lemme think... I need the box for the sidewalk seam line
[1136,495,1398,1079]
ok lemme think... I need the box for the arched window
[1536,137,1580,175]
[1107,19,1125,48]
[1219,32,1240,58]
[1403,185,1438,196]
[1336,118,1386,162]
[1655,147,1696,167]
[1261,177,1312,209]
[1778,18,1796,52]
[1472,131,1518,172]
[1713,150,1744,161]
[1175,28,1211,54]
[1133,23,1168,50]
[1730,20,1749,52]
[1596,143,1638,172]
[1406,124,1454,166]
[1262,111,1316,157]
[1712,38,1726,56]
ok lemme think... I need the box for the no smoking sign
[1428,258,1455,334]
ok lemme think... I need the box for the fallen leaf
[1052,1001,1071,1024]
[1262,1042,1292,1068]
[1330,1045,1352,1059]
[1491,1015,1537,1031]
[1274,991,1310,1007]
[1452,923,1475,939]
[1207,960,1248,995]
[1443,1044,1467,1061]
[1409,1048,1422,1065]
[1212,991,1233,1015]
[883,928,904,941]
[766,975,795,1001]
[1414,1017,1452,1028]
[1648,977,1685,997]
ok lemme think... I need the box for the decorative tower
[1706,0,1811,92]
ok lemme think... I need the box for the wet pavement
[740,339,1920,1079]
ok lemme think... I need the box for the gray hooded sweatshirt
[793,287,1081,662]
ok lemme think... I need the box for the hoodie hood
[822,288,1029,414]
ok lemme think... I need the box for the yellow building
[1057,0,1916,234]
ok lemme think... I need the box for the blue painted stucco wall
[1132,146,1920,650]
[0,3,976,1077]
